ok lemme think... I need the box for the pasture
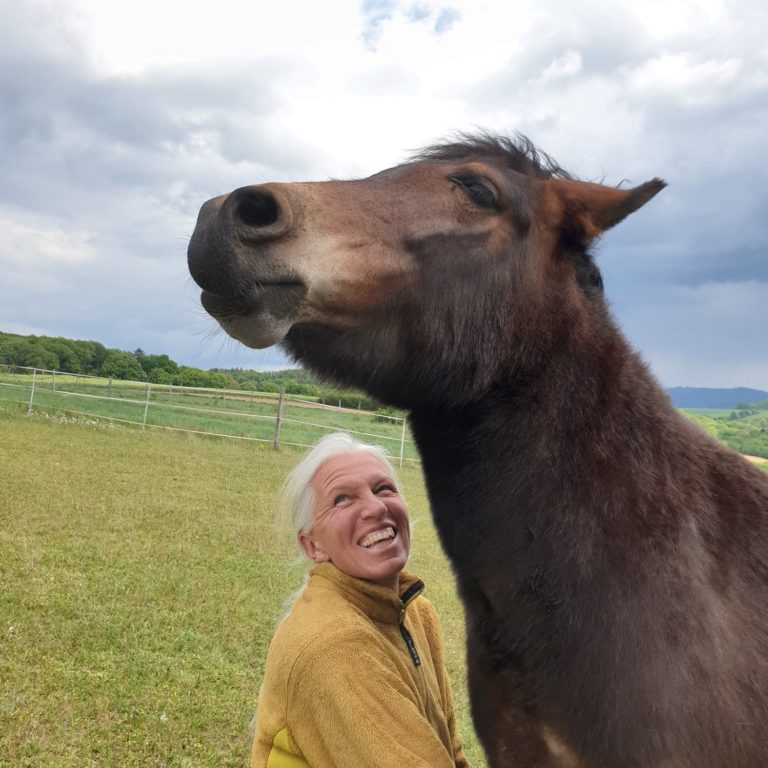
[0,367,420,462]
[682,409,768,461]
[0,409,486,767]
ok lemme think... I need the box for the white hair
[281,432,399,556]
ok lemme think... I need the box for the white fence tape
[0,364,420,466]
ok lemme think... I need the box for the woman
[251,432,470,768]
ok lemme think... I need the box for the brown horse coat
[188,135,768,767]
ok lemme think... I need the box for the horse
[187,134,768,767]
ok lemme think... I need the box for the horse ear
[547,177,666,245]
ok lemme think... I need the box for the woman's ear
[298,532,330,563]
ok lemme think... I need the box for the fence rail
[0,364,420,465]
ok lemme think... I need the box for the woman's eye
[375,484,396,495]
[450,176,498,210]
[334,494,349,505]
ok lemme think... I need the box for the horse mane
[411,131,574,181]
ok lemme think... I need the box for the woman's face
[299,451,411,591]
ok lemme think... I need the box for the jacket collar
[309,562,424,624]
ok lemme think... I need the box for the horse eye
[450,176,498,211]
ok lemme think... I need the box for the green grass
[3,397,766,768]
[681,410,768,460]
[6,371,767,465]
[0,371,419,461]
[681,407,732,418]
[0,409,487,768]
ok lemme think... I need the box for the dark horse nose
[188,184,293,296]
[233,186,280,228]
[226,184,293,242]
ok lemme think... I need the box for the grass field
[4,368,767,463]
[0,370,420,462]
[681,407,732,418]
[3,391,767,768]
[682,409,768,460]
[0,408,487,768]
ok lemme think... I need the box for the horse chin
[216,312,293,349]
[201,284,304,349]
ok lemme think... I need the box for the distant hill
[666,387,768,409]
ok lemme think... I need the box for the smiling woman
[298,450,411,592]
[250,433,470,768]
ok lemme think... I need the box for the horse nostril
[234,187,280,228]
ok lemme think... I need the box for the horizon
[3,327,768,395]
[0,1,765,388]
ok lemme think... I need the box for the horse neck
[408,322,688,567]
[412,319,674,453]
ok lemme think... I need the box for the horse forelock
[411,131,574,181]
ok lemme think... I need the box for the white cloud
[0,0,765,384]
[1,207,96,266]
[629,53,743,106]
[622,0,730,40]
[72,0,363,75]
[542,50,583,82]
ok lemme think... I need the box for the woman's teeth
[360,527,395,548]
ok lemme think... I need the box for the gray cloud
[0,0,765,385]
[0,2,318,369]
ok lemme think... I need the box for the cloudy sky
[1,0,766,387]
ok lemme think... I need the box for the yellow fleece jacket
[251,563,470,768]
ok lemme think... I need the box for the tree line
[0,332,235,389]
[0,331,381,407]
[729,401,768,419]
[212,367,382,409]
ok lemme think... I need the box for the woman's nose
[360,491,387,517]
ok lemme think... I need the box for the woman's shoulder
[263,596,380,706]
[268,579,377,662]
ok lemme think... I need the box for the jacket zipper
[399,581,424,667]
[399,612,421,667]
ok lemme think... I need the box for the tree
[49,338,82,373]
[206,371,237,389]
[176,366,213,388]
[148,366,172,384]
[8,338,58,370]
[100,350,146,381]
[136,352,178,377]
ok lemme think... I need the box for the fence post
[52,369,56,393]
[399,417,407,469]
[142,382,151,430]
[108,377,112,397]
[27,368,37,415]
[273,386,285,450]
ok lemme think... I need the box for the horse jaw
[215,310,295,349]
[200,284,306,349]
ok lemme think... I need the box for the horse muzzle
[188,185,304,347]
